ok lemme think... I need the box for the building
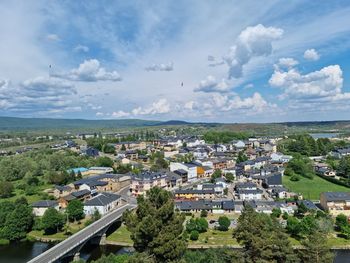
[130,171,181,196]
[320,192,350,216]
[170,162,197,181]
[174,189,215,200]
[84,192,121,215]
[32,200,59,216]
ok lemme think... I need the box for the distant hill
[0,116,162,131]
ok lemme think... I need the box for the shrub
[190,230,199,241]
[218,216,230,231]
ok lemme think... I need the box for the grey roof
[71,189,91,198]
[175,189,215,195]
[236,182,257,189]
[32,200,58,208]
[174,169,188,175]
[238,189,263,195]
[265,173,282,186]
[298,200,318,210]
[175,200,221,210]
[321,192,350,201]
[84,192,121,207]
[55,185,72,192]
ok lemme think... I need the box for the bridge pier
[100,233,107,245]
[73,252,80,262]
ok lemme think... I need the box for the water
[0,242,349,262]
[310,133,340,139]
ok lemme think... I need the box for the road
[27,204,136,263]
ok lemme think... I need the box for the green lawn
[1,183,53,204]
[106,224,133,245]
[188,229,239,247]
[282,175,349,200]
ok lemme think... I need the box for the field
[282,175,349,200]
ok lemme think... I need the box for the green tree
[41,208,65,234]
[335,214,348,231]
[299,231,334,263]
[92,209,101,221]
[237,151,248,163]
[218,216,230,231]
[234,206,299,263]
[66,200,84,222]
[123,187,187,262]
[0,181,14,198]
[224,172,234,182]
[211,169,222,183]
[0,201,15,228]
[1,204,33,241]
[271,208,282,218]
[96,156,114,167]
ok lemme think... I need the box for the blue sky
[1,0,350,122]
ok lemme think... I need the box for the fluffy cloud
[224,24,283,78]
[269,64,350,102]
[111,110,130,118]
[132,98,170,115]
[73,44,89,52]
[0,77,80,114]
[194,75,230,93]
[211,92,273,113]
[52,59,122,82]
[145,62,174,71]
[303,49,320,61]
[275,58,299,69]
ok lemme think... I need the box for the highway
[27,204,136,263]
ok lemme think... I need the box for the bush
[200,210,208,218]
[218,216,230,231]
[190,230,199,241]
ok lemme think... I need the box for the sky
[1,0,350,123]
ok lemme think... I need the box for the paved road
[28,204,136,263]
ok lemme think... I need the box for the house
[32,200,59,216]
[87,167,114,175]
[237,189,263,200]
[320,192,350,216]
[174,189,215,200]
[130,171,180,196]
[330,148,350,159]
[53,185,72,199]
[270,152,292,163]
[175,200,222,213]
[170,162,197,181]
[84,192,121,215]
[263,173,283,188]
[66,167,89,176]
[81,147,99,157]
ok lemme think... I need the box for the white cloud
[73,44,89,52]
[46,34,60,41]
[132,98,170,115]
[224,24,283,79]
[184,101,195,110]
[269,64,350,102]
[111,110,130,118]
[275,57,299,69]
[0,77,79,114]
[96,112,104,117]
[194,75,230,93]
[145,62,174,71]
[52,59,122,82]
[303,48,320,61]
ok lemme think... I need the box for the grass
[1,183,53,204]
[106,224,133,245]
[28,219,88,241]
[189,229,239,246]
[282,175,349,200]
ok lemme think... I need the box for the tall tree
[66,200,84,222]
[234,206,299,263]
[123,187,187,262]
[299,231,334,263]
[42,208,65,234]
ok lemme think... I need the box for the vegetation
[66,200,85,222]
[186,217,209,233]
[203,131,249,144]
[123,187,187,262]
[41,208,65,234]
[282,174,349,200]
[217,216,230,231]
[0,199,34,241]
[284,154,315,180]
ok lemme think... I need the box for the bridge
[28,203,136,263]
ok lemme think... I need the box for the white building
[32,200,59,216]
[170,162,197,181]
[84,192,121,215]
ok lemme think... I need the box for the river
[309,133,340,139]
[0,241,350,263]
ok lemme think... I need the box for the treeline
[285,154,315,181]
[0,149,112,198]
[203,131,249,144]
[278,134,347,156]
